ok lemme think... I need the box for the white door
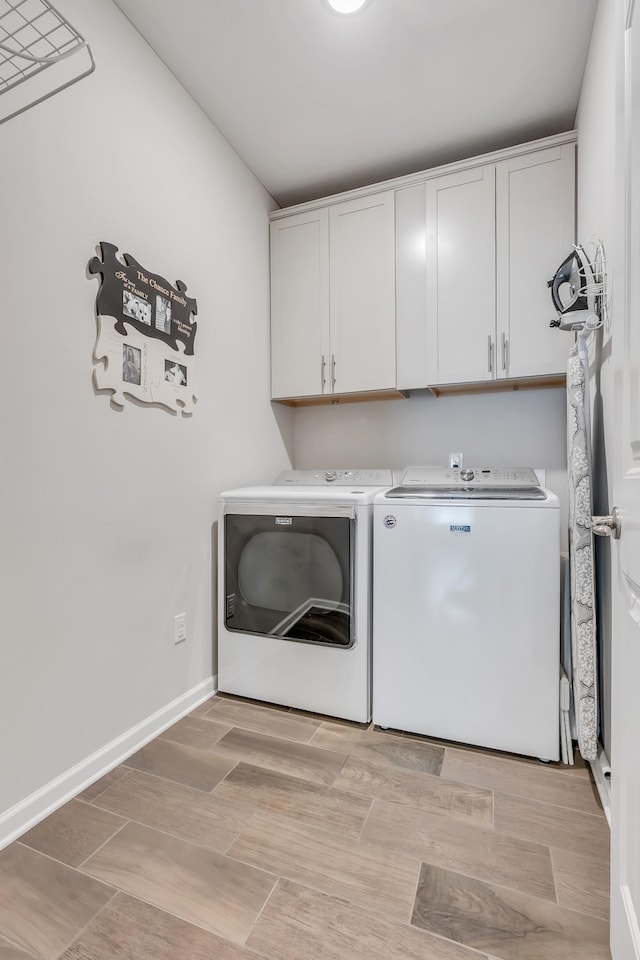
[495,144,575,380]
[425,165,496,385]
[329,192,396,394]
[270,209,330,399]
[610,2,640,957]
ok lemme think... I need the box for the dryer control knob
[325,470,337,482]
[460,469,475,481]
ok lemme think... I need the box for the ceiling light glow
[326,0,368,13]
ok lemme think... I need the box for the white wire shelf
[0,0,94,123]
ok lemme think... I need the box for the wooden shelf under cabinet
[428,374,566,398]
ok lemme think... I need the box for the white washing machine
[218,469,392,722]
[373,467,560,760]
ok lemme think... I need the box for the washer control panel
[400,467,540,487]
[275,469,393,486]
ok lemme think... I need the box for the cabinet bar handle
[321,354,326,392]
[331,354,336,390]
[501,332,508,371]
[487,335,493,373]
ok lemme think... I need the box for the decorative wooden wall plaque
[89,242,198,414]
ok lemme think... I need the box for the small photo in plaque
[123,289,152,325]
[123,344,142,385]
[164,359,187,386]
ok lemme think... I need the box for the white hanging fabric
[566,333,598,761]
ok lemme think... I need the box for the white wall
[0,0,292,833]
[293,387,568,541]
[575,0,617,759]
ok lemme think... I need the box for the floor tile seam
[349,788,500,833]
[239,873,283,950]
[406,915,498,960]
[77,886,268,952]
[209,789,375,841]
[227,810,428,878]
[159,730,232,751]
[92,763,230,801]
[353,793,375,840]
[493,822,610,864]
[77,817,281,888]
[79,774,125,805]
[546,891,610,925]
[447,784,606,823]
[212,756,378,810]
[0,928,38,959]
[219,856,418,928]
[492,809,611,854]
[202,717,322,746]
[440,762,604,812]
[440,751,597,786]
[347,754,500,810]
[10,835,122,881]
[200,707,322,744]
[76,819,132,870]
[492,787,610,823]
[245,873,495,960]
[409,852,561,908]
[411,911,608,958]
[548,842,611,871]
[207,756,241,793]
[211,738,353,785]
[117,758,238,795]
[50,887,120,960]
[74,803,245,858]
[547,846,611,921]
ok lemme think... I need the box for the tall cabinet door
[426,166,496,385]
[270,208,330,399]
[496,144,575,380]
[329,192,396,394]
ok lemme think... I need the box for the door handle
[321,354,326,392]
[488,335,493,373]
[331,354,336,391]
[592,507,621,539]
[501,332,508,371]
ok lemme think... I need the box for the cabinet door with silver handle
[592,508,621,539]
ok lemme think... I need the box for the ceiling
[112,0,598,208]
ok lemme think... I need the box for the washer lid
[385,466,546,500]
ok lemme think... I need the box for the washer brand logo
[450,524,471,533]
[384,515,397,528]
[275,517,293,525]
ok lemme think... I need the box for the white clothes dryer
[218,469,392,722]
[373,467,561,760]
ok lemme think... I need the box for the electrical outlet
[449,452,463,469]
[174,613,186,645]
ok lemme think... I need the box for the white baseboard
[0,675,217,851]
[590,744,612,828]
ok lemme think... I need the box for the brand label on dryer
[450,524,471,533]
[275,516,293,525]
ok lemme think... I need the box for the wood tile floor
[0,694,611,960]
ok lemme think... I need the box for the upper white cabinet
[270,208,329,400]
[495,144,575,380]
[271,132,576,401]
[419,142,575,388]
[270,192,395,400]
[425,165,497,385]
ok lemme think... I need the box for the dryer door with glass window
[224,508,355,647]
